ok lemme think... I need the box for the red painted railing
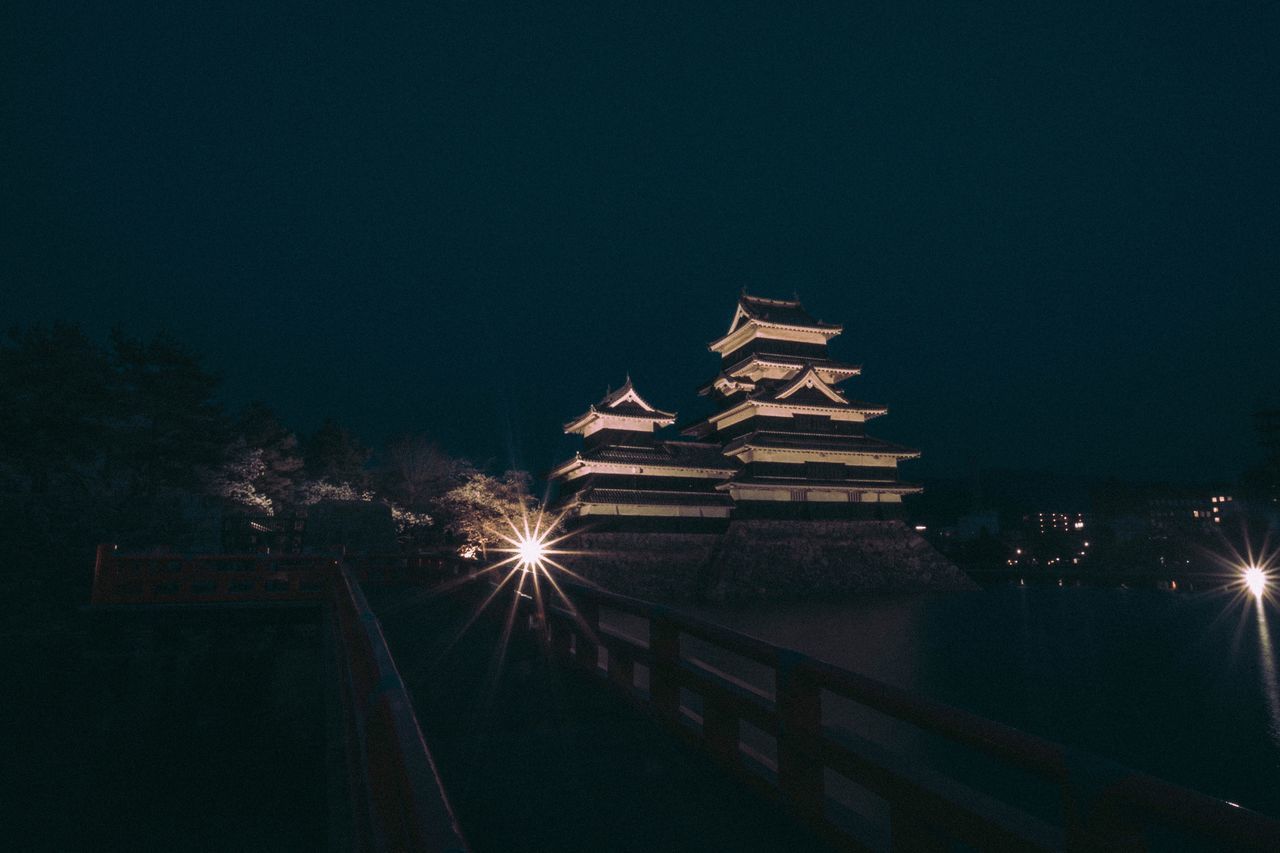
[345,552,472,587]
[544,581,1280,852]
[91,544,472,605]
[333,565,468,853]
[89,544,469,852]
[91,544,334,605]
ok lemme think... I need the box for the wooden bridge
[89,545,1280,851]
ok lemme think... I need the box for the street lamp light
[1244,565,1267,599]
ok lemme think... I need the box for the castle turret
[683,293,921,516]
[550,378,736,525]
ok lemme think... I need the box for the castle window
[794,414,832,433]
[805,461,847,481]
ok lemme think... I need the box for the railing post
[92,543,115,605]
[776,655,825,822]
[702,699,739,767]
[576,597,600,671]
[609,645,634,692]
[649,613,681,724]
[1078,780,1149,853]
[550,620,574,662]
[890,802,949,853]
[181,557,195,599]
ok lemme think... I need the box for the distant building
[1147,494,1233,536]
[221,512,305,553]
[1032,512,1089,535]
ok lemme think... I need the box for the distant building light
[914,524,927,531]
[1073,521,1085,529]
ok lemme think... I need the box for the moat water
[688,585,1280,820]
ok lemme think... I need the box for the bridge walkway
[367,585,837,853]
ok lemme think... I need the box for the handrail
[88,544,469,852]
[90,544,470,605]
[332,565,469,853]
[91,544,334,605]
[543,579,1280,851]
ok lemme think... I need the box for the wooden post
[550,621,573,662]
[609,645,634,692]
[777,655,825,822]
[702,699,739,766]
[92,543,115,605]
[1080,781,1149,853]
[650,614,681,724]
[890,803,948,853]
[576,597,600,672]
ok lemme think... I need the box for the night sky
[5,3,1278,483]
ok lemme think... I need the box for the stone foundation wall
[555,531,722,601]
[553,521,974,601]
[707,519,976,600]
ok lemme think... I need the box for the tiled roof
[581,441,738,470]
[564,377,676,431]
[581,488,736,507]
[602,401,672,418]
[720,354,862,378]
[596,376,676,418]
[738,294,841,330]
[747,384,887,411]
[723,431,920,457]
[726,476,922,491]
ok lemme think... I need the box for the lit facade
[1034,512,1089,534]
[550,378,737,523]
[1148,494,1233,535]
[683,293,921,516]
[550,293,922,525]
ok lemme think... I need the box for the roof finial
[624,372,632,386]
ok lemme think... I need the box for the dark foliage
[304,418,372,488]
[0,324,507,610]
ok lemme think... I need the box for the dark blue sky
[5,3,1278,482]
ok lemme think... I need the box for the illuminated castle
[550,293,921,525]
[684,293,921,515]
[548,379,737,522]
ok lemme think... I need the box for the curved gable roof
[728,292,843,333]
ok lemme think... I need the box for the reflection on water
[1255,598,1280,749]
[688,586,1280,819]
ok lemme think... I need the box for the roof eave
[707,320,843,353]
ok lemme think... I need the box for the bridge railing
[345,552,476,587]
[89,544,469,852]
[544,580,1280,852]
[91,544,334,605]
[332,564,468,853]
[91,544,472,606]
